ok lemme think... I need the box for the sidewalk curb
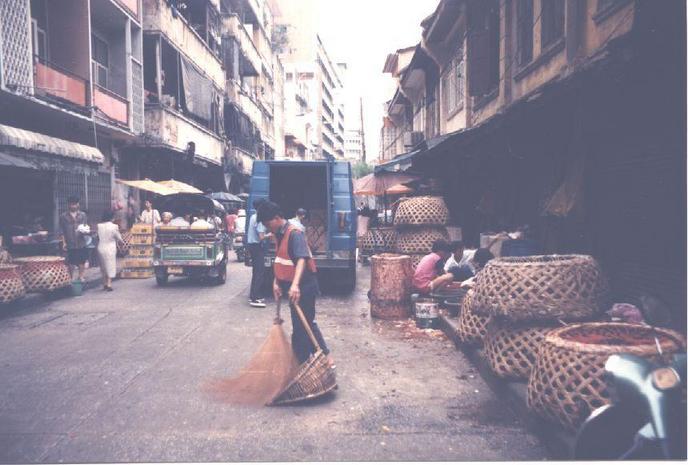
[1,274,105,314]
[439,313,574,460]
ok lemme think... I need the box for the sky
[315,0,440,163]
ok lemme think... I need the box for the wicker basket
[358,227,397,255]
[394,196,449,226]
[472,255,609,322]
[117,232,132,257]
[408,254,425,270]
[527,322,686,431]
[13,256,71,293]
[484,319,558,380]
[395,227,449,255]
[457,290,490,346]
[0,264,26,304]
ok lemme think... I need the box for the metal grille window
[442,48,464,117]
[541,0,565,48]
[91,34,109,88]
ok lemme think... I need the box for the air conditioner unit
[404,131,424,148]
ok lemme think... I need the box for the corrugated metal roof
[0,124,104,163]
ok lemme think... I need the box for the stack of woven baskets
[393,196,450,269]
[470,255,610,382]
[118,223,154,279]
[358,227,397,257]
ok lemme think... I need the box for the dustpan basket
[270,301,337,405]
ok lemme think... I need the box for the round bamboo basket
[484,319,558,380]
[370,253,413,319]
[117,231,132,257]
[395,227,449,255]
[408,254,425,270]
[13,256,72,293]
[527,322,686,431]
[394,196,449,226]
[0,264,26,304]
[457,290,490,346]
[358,227,397,255]
[472,255,609,322]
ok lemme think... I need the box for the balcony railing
[94,85,129,126]
[116,0,139,17]
[34,56,89,109]
[222,14,261,76]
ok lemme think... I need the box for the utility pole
[359,97,367,163]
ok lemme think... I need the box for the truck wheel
[155,270,169,286]
[215,261,227,285]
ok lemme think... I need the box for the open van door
[328,160,357,290]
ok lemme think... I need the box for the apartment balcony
[144,104,223,165]
[222,14,261,76]
[143,0,224,89]
[94,85,129,126]
[34,57,90,110]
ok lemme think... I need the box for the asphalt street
[0,260,548,462]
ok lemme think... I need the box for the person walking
[59,196,89,281]
[96,211,124,291]
[258,200,333,366]
[225,207,238,249]
[247,199,270,307]
[288,208,307,232]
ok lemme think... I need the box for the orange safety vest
[274,224,317,282]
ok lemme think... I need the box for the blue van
[247,159,357,291]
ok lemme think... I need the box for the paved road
[0,260,547,462]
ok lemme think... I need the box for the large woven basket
[358,227,397,255]
[117,231,132,257]
[0,264,26,304]
[394,196,449,226]
[472,255,609,322]
[370,254,413,320]
[527,322,686,431]
[13,256,71,293]
[456,290,490,346]
[484,319,558,380]
[395,227,449,255]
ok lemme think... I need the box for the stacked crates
[119,223,154,278]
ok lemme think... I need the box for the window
[541,0,565,48]
[442,48,464,117]
[30,0,48,60]
[517,0,534,65]
[91,34,109,88]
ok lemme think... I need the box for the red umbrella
[353,172,419,196]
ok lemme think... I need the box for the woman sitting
[412,239,455,295]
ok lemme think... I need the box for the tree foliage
[352,161,373,179]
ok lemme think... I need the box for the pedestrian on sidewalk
[96,210,124,291]
[59,196,89,282]
[258,200,333,366]
[225,207,238,249]
[247,199,270,308]
[288,208,307,232]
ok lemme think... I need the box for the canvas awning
[116,179,178,196]
[158,179,203,194]
[0,123,104,163]
[353,172,420,196]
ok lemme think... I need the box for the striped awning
[0,123,104,163]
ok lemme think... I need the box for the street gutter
[439,313,575,460]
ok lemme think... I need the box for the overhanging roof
[0,123,104,164]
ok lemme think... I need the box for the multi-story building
[344,129,364,163]
[221,0,281,191]
[273,0,346,160]
[1,0,144,235]
[124,0,225,201]
[379,0,686,328]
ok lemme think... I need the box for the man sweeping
[257,200,333,367]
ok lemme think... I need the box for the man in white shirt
[288,208,307,232]
[444,241,476,273]
[139,200,161,225]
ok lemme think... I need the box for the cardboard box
[128,245,154,257]
[129,234,154,245]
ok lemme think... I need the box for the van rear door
[328,161,356,252]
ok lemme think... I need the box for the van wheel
[215,261,227,285]
[155,271,169,286]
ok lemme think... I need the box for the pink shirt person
[413,252,444,293]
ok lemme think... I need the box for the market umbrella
[353,172,419,196]
[207,192,243,203]
[385,183,415,195]
[158,179,203,194]
[116,179,178,196]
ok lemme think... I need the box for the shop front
[0,124,106,259]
